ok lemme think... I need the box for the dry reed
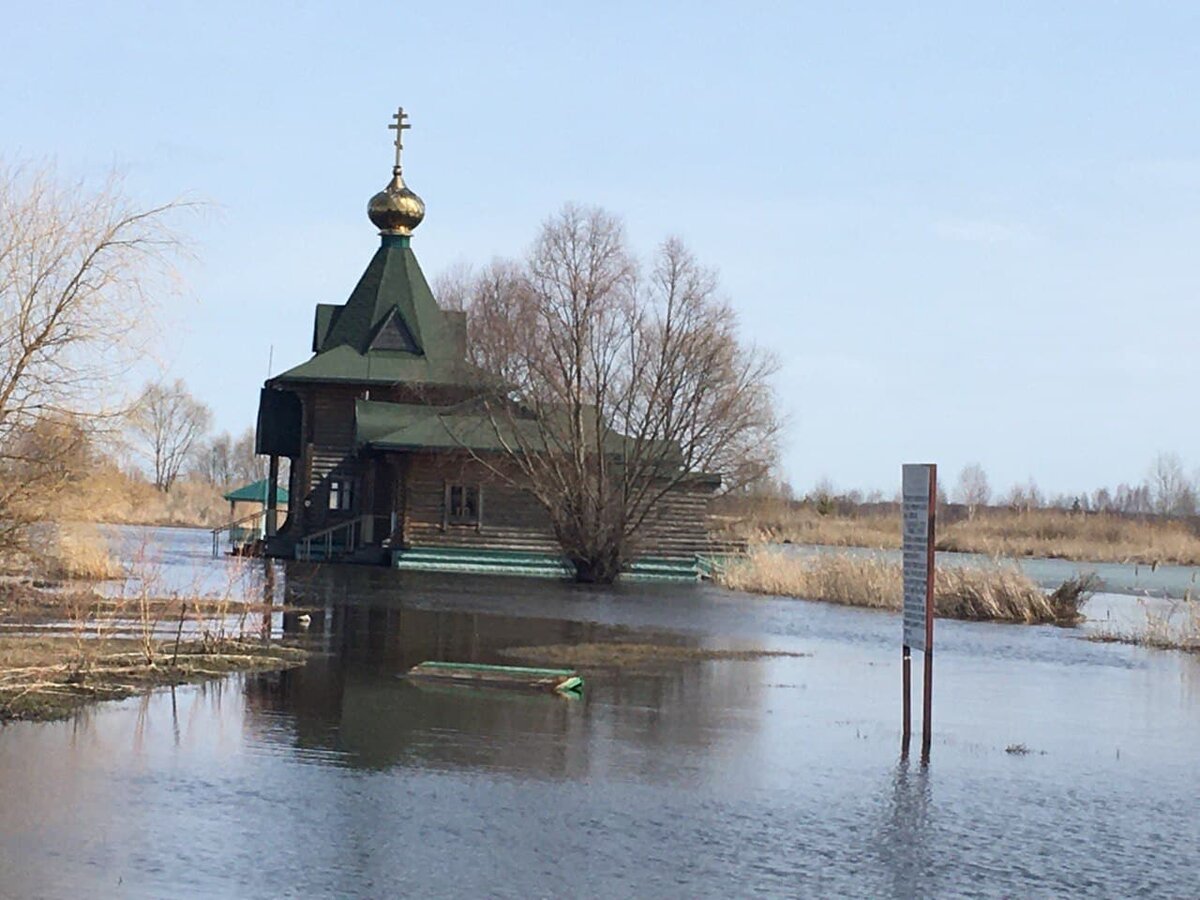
[716,551,1092,625]
[1089,598,1200,653]
[724,506,1200,567]
[39,523,124,580]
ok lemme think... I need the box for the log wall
[402,453,716,558]
[403,453,561,553]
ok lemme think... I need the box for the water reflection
[240,567,769,781]
[876,759,934,898]
[5,528,1200,897]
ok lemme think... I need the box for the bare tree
[192,431,234,486]
[1147,451,1195,517]
[192,427,264,487]
[0,162,187,552]
[231,427,265,484]
[130,379,211,492]
[453,205,779,583]
[954,462,991,518]
[1001,478,1043,512]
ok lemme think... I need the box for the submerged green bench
[406,661,584,695]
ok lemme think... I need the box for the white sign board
[902,464,935,651]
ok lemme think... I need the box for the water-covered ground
[1,527,1198,897]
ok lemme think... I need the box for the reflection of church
[254,108,719,579]
[240,569,766,776]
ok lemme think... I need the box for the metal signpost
[901,463,936,760]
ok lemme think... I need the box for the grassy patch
[0,635,306,722]
[0,579,307,723]
[716,551,1093,625]
[499,641,808,672]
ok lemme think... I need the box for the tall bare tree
[0,162,187,552]
[131,379,211,492]
[954,463,991,518]
[451,204,779,582]
[1147,451,1196,517]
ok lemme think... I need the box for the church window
[329,478,355,511]
[446,484,481,526]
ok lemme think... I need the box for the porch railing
[295,514,392,562]
[211,510,268,558]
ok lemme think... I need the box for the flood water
[2,527,1199,897]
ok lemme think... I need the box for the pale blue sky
[3,2,1198,495]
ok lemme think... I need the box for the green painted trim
[414,661,577,678]
[392,546,703,582]
[556,676,584,694]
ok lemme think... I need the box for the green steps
[393,547,572,578]
[391,546,704,582]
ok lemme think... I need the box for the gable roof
[272,235,469,387]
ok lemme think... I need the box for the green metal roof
[272,235,471,387]
[355,399,542,452]
[354,400,699,472]
[223,479,289,504]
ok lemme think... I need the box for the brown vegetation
[38,523,124,580]
[722,499,1200,566]
[716,551,1093,625]
[499,641,808,671]
[0,636,305,722]
[0,578,305,721]
[1089,599,1200,653]
[49,463,228,529]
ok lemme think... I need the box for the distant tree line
[773,452,1200,520]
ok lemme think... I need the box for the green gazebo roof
[223,479,289,504]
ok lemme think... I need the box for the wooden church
[255,109,721,579]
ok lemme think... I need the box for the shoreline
[0,634,307,723]
[0,582,307,723]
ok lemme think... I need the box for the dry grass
[0,635,306,722]
[38,522,124,580]
[499,642,809,671]
[0,560,305,721]
[1089,598,1200,653]
[724,505,1200,566]
[716,551,1092,625]
[48,465,228,528]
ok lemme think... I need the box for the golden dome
[368,168,425,236]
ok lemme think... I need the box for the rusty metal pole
[902,644,912,756]
[921,465,937,762]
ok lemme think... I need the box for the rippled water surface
[2,528,1199,898]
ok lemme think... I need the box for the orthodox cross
[388,107,410,172]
